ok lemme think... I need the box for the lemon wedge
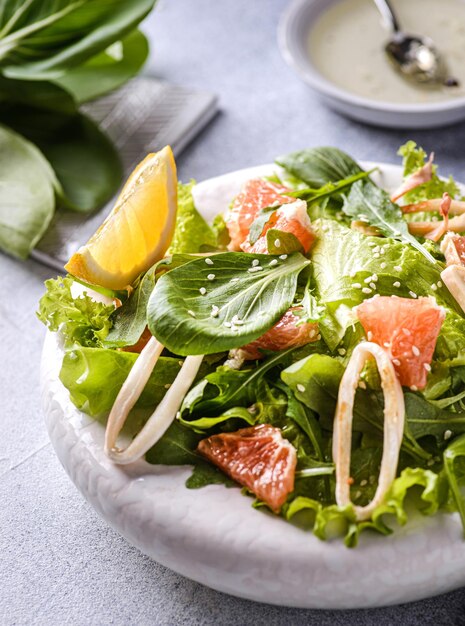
[65,146,177,291]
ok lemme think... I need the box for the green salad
[38,142,465,547]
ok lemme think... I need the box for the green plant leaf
[1,105,122,212]
[0,123,57,258]
[342,180,437,265]
[0,0,156,78]
[147,252,310,356]
[266,229,303,254]
[54,29,149,104]
[276,147,363,187]
[0,75,76,112]
[444,434,465,535]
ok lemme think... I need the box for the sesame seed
[369,282,377,290]
[349,271,356,278]
[380,262,387,269]
[364,277,372,284]
[444,429,453,440]
[409,291,418,299]
[437,281,443,288]
[353,283,362,289]
[248,266,263,272]
[373,246,380,253]
[316,334,322,340]
[211,305,219,318]
[424,363,431,372]
[164,383,171,389]
[269,259,278,267]
[360,479,368,487]
[367,331,373,340]
[224,321,232,328]
[199,287,207,295]
[362,287,372,294]
[309,329,317,338]
[412,345,420,357]
[230,277,240,283]
[207,273,215,280]
[338,348,346,356]
[431,284,437,291]
[371,274,378,282]
[402,328,411,336]
[205,258,214,265]
[274,239,281,248]
[358,380,367,389]
[355,490,362,500]
[392,358,401,366]
[383,342,390,348]
[252,259,260,267]
[187,310,196,318]
[394,265,402,272]
[410,385,418,391]
[374,252,380,258]
[427,458,435,466]
[379,247,386,255]
[279,254,288,260]
[393,281,401,288]
[297,383,306,393]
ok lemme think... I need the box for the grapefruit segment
[226,178,294,251]
[198,424,297,512]
[239,307,319,360]
[356,296,445,389]
[244,199,315,254]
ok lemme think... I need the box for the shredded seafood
[390,153,434,203]
[333,342,405,521]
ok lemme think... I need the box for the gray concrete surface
[3,0,465,624]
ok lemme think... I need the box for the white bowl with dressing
[279,0,465,128]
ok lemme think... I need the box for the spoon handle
[373,0,400,33]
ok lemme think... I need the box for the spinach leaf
[105,254,198,348]
[0,124,57,258]
[55,30,149,104]
[147,252,310,355]
[185,462,236,489]
[342,180,436,264]
[0,75,75,113]
[248,206,280,245]
[287,170,372,201]
[145,420,203,466]
[2,106,122,213]
[276,147,362,187]
[0,0,156,78]
[266,229,303,254]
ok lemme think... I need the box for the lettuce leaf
[168,181,218,254]
[37,275,113,348]
[398,141,462,203]
[310,219,465,355]
[59,346,183,417]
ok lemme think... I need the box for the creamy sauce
[309,0,465,103]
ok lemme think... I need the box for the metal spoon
[374,0,459,87]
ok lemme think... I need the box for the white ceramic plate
[278,0,465,129]
[41,162,465,609]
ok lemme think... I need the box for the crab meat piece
[333,342,405,522]
[441,264,465,315]
[402,198,465,215]
[441,233,465,266]
[390,153,434,203]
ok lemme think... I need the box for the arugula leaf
[37,276,114,347]
[276,147,362,187]
[55,30,149,104]
[406,393,465,444]
[0,0,156,78]
[248,206,280,245]
[185,462,236,489]
[147,252,310,356]
[342,180,436,264]
[59,347,182,417]
[167,182,218,254]
[0,124,59,258]
[1,106,122,213]
[145,420,203,466]
[398,141,462,203]
[180,349,294,426]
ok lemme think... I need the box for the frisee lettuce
[37,276,113,347]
